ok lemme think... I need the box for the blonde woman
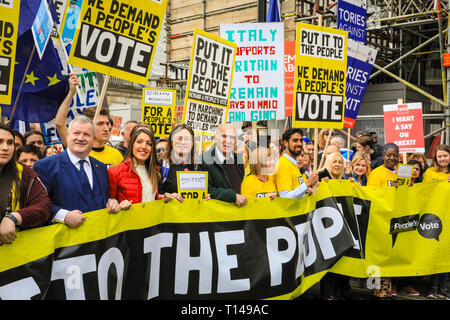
[317,151,348,300]
[423,145,450,182]
[241,147,277,199]
[346,151,371,186]
[318,151,345,182]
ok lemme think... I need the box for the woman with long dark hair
[108,124,164,209]
[159,124,210,201]
[0,124,51,245]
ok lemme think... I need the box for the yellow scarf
[10,163,23,212]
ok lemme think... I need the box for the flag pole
[8,46,36,125]
[347,127,351,161]
[319,128,334,169]
[313,14,323,171]
[58,32,83,102]
[93,74,110,124]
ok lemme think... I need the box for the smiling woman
[108,124,160,207]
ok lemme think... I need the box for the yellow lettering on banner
[68,0,168,85]
[0,0,20,105]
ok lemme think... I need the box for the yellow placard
[182,28,237,137]
[0,0,20,105]
[396,163,414,187]
[292,23,348,129]
[141,88,176,137]
[176,170,208,199]
[51,0,70,41]
[68,0,168,85]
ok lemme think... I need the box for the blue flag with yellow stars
[266,0,281,22]
[1,0,69,123]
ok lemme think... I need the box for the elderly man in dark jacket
[199,124,247,206]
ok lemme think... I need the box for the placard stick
[313,14,323,171]
[397,98,407,164]
[58,31,82,102]
[313,128,319,170]
[347,128,351,161]
[319,128,334,169]
[252,121,257,145]
[9,46,36,123]
[93,74,110,125]
[199,131,204,159]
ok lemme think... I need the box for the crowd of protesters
[0,73,449,301]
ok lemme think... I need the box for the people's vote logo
[390,213,442,247]
[417,214,442,241]
[389,214,419,247]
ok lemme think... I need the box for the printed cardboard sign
[337,0,366,44]
[284,41,295,117]
[51,0,70,39]
[383,102,425,153]
[141,88,175,138]
[68,0,168,85]
[0,0,20,105]
[183,28,236,136]
[343,39,377,128]
[293,23,348,129]
[220,23,285,122]
[177,171,208,199]
[31,0,54,59]
[397,163,413,187]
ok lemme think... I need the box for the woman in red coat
[108,124,179,210]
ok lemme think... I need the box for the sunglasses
[156,148,166,153]
[323,131,336,136]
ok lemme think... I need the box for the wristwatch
[4,213,19,226]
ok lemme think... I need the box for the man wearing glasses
[155,138,169,163]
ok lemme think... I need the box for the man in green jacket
[199,124,247,206]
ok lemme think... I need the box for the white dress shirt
[215,147,234,164]
[53,150,93,224]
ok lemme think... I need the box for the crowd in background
[0,73,449,300]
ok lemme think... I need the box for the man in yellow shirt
[53,73,123,168]
[274,128,318,199]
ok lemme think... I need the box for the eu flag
[266,0,281,22]
[1,0,69,123]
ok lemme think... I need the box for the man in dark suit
[199,124,247,207]
[34,116,120,228]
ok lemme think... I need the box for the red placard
[284,41,296,117]
[383,103,425,153]
[111,115,123,136]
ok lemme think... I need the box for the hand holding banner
[293,23,348,129]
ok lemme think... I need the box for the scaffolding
[107,1,450,146]
[292,0,450,145]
